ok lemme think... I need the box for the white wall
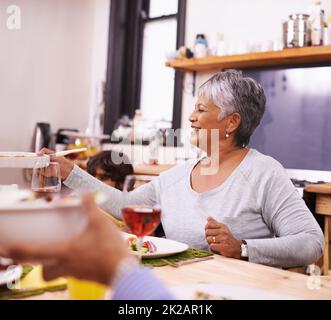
[87,0,110,135]
[181,0,331,129]
[0,0,110,184]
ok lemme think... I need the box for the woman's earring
[225,132,230,138]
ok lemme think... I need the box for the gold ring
[212,236,216,243]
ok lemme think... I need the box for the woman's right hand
[38,148,74,180]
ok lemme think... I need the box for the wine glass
[122,175,161,262]
[31,162,61,200]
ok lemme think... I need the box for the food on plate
[195,290,232,300]
[127,237,157,254]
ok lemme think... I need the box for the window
[140,2,178,123]
[104,0,186,137]
[149,0,178,18]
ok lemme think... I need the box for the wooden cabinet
[305,183,331,275]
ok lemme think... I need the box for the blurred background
[1,0,331,186]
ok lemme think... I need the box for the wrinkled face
[189,95,225,152]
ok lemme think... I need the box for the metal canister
[283,14,310,48]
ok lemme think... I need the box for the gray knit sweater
[64,148,324,268]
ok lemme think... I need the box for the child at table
[87,150,165,237]
[87,150,134,191]
[87,150,133,229]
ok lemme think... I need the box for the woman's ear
[226,113,241,134]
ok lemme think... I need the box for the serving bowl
[0,191,104,246]
[0,152,49,168]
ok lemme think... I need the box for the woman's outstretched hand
[38,148,74,180]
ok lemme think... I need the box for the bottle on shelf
[310,1,324,46]
[148,129,161,165]
[194,34,208,58]
[131,109,143,142]
[327,16,331,46]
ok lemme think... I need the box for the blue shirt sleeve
[112,267,175,300]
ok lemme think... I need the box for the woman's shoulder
[244,149,286,176]
[238,149,293,194]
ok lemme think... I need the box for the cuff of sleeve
[112,267,174,300]
[111,255,139,288]
[63,164,84,188]
[243,239,257,263]
[245,239,279,267]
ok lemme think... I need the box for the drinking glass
[31,162,61,199]
[122,175,161,262]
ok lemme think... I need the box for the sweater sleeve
[245,170,324,268]
[112,267,174,300]
[63,165,158,220]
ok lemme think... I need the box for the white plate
[170,283,302,300]
[0,265,23,286]
[0,152,49,168]
[122,233,189,259]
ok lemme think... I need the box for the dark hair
[87,150,133,190]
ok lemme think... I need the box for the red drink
[122,206,161,237]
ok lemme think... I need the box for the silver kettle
[31,122,51,153]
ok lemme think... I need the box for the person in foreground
[40,70,324,268]
[0,194,174,300]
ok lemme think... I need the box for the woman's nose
[189,112,197,123]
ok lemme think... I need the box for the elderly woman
[42,70,323,268]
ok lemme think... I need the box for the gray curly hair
[198,70,266,147]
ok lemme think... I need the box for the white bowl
[0,193,92,246]
[0,152,50,168]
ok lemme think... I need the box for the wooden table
[305,183,331,275]
[25,255,331,300]
[155,255,331,300]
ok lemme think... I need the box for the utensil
[161,256,214,268]
[53,148,87,157]
[59,131,110,140]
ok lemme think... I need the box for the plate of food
[0,152,49,168]
[121,232,189,259]
[170,283,301,300]
[0,264,23,287]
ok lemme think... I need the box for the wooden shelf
[166,46,331,72]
